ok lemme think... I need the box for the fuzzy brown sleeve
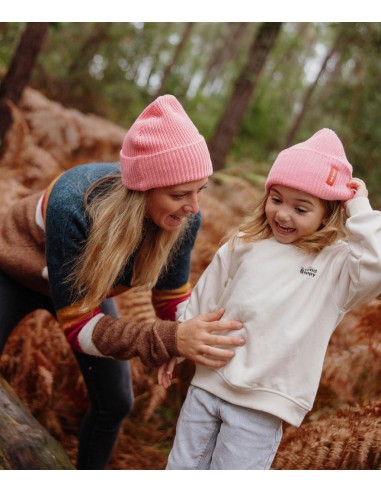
[91,315,180,367]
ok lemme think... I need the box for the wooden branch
[0,374,74,470]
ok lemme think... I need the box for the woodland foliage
[1,22,381,205]
[0,21,381,471]
[0,89,380,469]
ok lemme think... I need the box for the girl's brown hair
[229,193,347,253]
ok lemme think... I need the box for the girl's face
[265,185,328,244]
[146,178,208,231]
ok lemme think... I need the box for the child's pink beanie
[120,95,213,191]
[265,128,353,201]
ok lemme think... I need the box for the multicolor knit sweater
[0,163,200,366]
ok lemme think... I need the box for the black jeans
[0,270,134,469]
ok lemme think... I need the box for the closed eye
[271,197,282,204]
[172,184,207,201]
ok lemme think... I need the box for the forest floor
[0,88,380,470]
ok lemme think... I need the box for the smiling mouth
[275,222,296,234]
[170,214,186,223]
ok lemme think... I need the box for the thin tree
[152,22,194,99]
[0,22,49,147]
[197,23,250,96]
[208,23,282,170]
[145,23,172,85]
[283,33,342,148]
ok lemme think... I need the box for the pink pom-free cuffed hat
[265,128,353,201]
[120,95,213,191]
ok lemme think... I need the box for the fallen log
[0,373,74,469]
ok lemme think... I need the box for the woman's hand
[346,177,368,204]
[176,308,245,368]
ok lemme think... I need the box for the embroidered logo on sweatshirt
[300,266,317,277]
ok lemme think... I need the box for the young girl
[159,128,381,470]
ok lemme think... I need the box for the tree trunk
[145,23,171,85]
[0,374,74,470]
[283,34,341,148]
[0,22,49,146]
[197,23,250,96]
[152,22,195,99]
[208,23,282,170]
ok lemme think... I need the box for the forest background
[0,17,381,477]
[1,21,381,206]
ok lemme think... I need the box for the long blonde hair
[229,193,347,253]
[69,174,186,312]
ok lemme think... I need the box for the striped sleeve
[152,281,192,320]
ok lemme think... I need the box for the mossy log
[0,373,74,469]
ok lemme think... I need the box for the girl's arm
[345,177,368,203]
[180,243,233,321]
[158,244,241,385]
[338,177,381,310]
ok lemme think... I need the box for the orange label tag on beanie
[326,165,338,186]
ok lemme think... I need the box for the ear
[320,200,332,227]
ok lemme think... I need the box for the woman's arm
[78,308,244,367]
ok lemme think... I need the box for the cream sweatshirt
[181,197,381,426]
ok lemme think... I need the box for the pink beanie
[120,95,213,191]
[265,128,353,201]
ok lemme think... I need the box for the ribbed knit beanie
[265,128,353,201]
[120,95,213,191]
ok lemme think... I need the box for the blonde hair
[229,193,347,254]
[68,174,186,312]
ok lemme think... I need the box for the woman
[0,95,244,469]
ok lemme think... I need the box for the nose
[183,195,200,215]
[276,206,291,222]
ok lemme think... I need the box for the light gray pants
[167,385,283,470]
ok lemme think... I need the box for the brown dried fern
[273,401,381,469]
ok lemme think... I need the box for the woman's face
[265,185,328,244]
[146,178,209,231]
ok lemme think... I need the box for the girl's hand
[346,177,368,205]
[158,357,177,389]
[176,308,245,368]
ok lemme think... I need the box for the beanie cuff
[120,137,212,191]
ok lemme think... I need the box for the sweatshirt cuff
[346,196,372,217]
[77,313,106,356]
[156,320,180,357]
